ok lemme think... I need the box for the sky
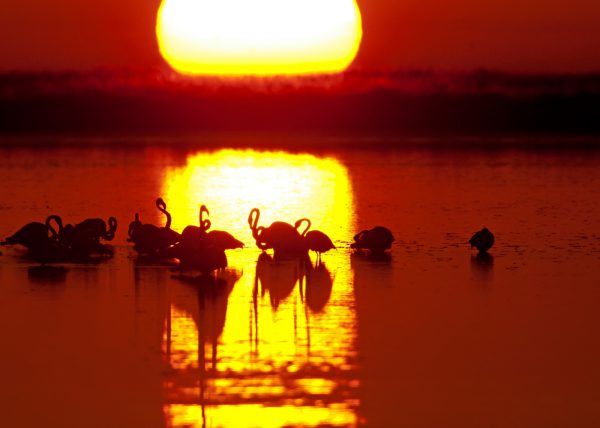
[1,0,600,73]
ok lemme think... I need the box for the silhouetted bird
[469,227,495,253]
[174,241,228,274]
[294,218,311,237]
[2,216,60,249]
[206,230,244,250]
[162,205,241,274]
[199,206,244,250]
[75,217,118,242]
[128,198,181,255]
[181,205,211,241]
[27,236,72,264]
[64,216,117,257]
[351,226,395,254]
[248,208,307,258]
[305,230,336,262]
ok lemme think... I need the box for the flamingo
[128,198,181,255]
[181,205,211,241]
[351,226,395,254]
[469,227,495,253]
[155,197,181,244]
[75,217,118,242]
[200,206,244,250]
[305,231,336,263]
[2,216,60,249]
[293,218,336,263]
[162,205,241,273]
[248,208,307,258]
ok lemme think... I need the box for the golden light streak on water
[161,149,358,427]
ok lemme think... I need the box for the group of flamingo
[1,196,494,273]
[0,215,117,263]
[126,199,348,273]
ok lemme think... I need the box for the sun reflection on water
[161,150,358,427]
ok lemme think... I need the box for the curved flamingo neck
[199,205,210,233]
[248,208,261,239]
[255,226,268,250]
[156,198,171,229]
[45,215,63,238]
[295,218,311,236]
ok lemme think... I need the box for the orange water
[0,142,599,427]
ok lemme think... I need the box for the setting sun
[156,0,362,76]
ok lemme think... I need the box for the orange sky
[1,0,599,72]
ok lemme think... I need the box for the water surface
[1,141,599,427]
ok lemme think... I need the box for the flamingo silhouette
[305,231,336,263]
[293,218,336,263]
[201,206,244,250]
[469,227,495,253]
[2,215,61,249]
[75,217,118,242]
[162,205,241,273]
[181,205,211,241]
[351,226,395,254]
[128,198,182,255]
[248,208,307,258]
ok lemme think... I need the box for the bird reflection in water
[27,265,68,284]
[303,261,334,314]
[254,252,303,311]
[162,150,359,427]
[470,252,494,283]
[165,269,242,428]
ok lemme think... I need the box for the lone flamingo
[469,227,495,253]
[351,226,395,254]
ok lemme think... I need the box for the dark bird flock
[1,197,495,276]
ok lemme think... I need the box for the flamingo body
[305,230,336,255]
[469,227,495,253]
[351,226,395,254]
[2,222,51,248]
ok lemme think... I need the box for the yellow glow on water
[156,0,362,76]
[161,149,358,427]
[167,404,357,427]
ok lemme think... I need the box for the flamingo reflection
[254,253,303,311]
[303,262,334,313]
[470,252,494,284]
[165,270,242,428]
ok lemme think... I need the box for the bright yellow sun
[156,0,363,76]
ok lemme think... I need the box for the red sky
[1,0,600,72]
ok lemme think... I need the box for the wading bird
[248,208,307,258]
[469,227,495,253]
[305,230,336,263]
[128,198,181,255]
[2,216,61,249]
[351,226,395,254]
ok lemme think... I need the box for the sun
[156,0,362,76]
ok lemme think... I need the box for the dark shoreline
[2,69,600,139]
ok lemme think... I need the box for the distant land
[1,68,599,145]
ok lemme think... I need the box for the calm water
[1,140,599,428]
